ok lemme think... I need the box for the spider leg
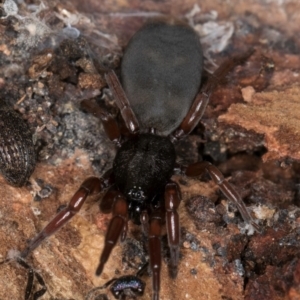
[24,265,34,300]
[170,50,254,142]
[100,185,119,214]
[21,173,113,258]
[140,210,149,235]
[16,258,47,300]
[17,259,35,300]
[85,277,117,300]
[164,181,181,278]
[81,99,122,147]
[33,270,47,300]
[96,192,128,275]
[149,207,163,300]
[136,261,149,277]
[99,186,128,242]
[185,161,261,232]
[105,70,140,134]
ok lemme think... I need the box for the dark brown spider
[20,22,260,300]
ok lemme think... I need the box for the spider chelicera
[19,22,260,300]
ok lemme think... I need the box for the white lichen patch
[252,205,276,220]
[2,0,18,17]
[31,206,41,216]
[185,4,234,71]
[7,249,21,261]
[15,16,52,50]
[196,21,234,55]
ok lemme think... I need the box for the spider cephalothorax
[114,134,176,200]
[113,133,176,224]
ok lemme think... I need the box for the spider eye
[128,188,146,201]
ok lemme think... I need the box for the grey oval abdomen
[121,23,203,135]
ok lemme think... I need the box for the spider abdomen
[121,22,203,135]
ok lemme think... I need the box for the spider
[19,22,260,300]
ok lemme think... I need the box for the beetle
[0,103,36,187]
[15,22,260,300]
[85,263,147,300]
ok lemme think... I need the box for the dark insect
[18,258,47,300]
[17,22,260,300]
[86,263,147,300]
[0,103,36,186]
[0,257,46,300]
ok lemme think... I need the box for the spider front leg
[148,206,164,300]
[184,161,261,232]
[164,181,181,278]
[21,173,113,258]
[96,192,128,275]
